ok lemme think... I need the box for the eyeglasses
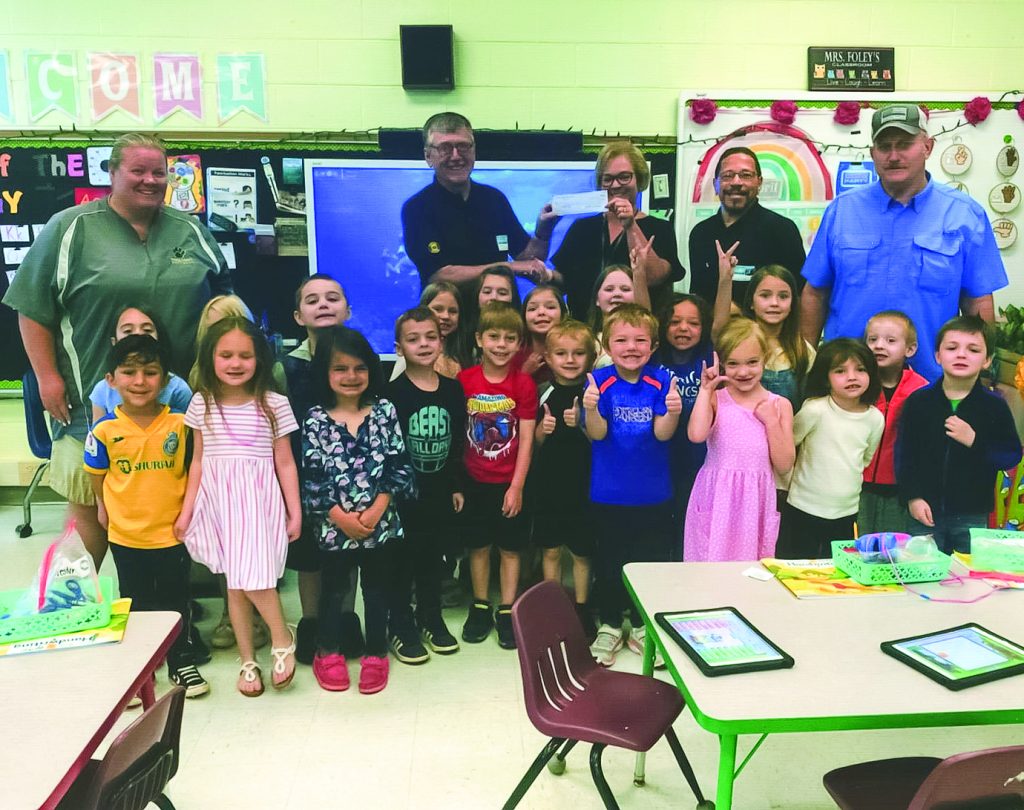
[427,141,475,158]
[718,170,758,182]
[599,171,635,187]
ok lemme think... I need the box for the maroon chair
[56,685,186,810]
[823,746,1024,809]
[505,580,712,810]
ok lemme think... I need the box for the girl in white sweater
[779,339,884,559]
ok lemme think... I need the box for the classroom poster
[206,167,256,230]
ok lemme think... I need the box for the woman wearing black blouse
[552,142,685,319]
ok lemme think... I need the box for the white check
[551,190,608,216]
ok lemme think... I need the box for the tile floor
[3,500,1021,810]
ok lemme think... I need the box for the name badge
[496,234,509,253]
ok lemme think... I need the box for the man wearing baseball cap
[800,103,1006,380]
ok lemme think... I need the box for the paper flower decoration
[834,101,861,126]
[1017,99,1024,121]
[770,100,797,125]
[690,99,718,125]
[964,96,992,126]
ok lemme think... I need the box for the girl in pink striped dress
[175,317,302,697]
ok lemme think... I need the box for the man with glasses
[402,112,557,290]
[801,104,1005,381]
[687,147,806,308]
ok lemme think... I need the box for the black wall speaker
[400,25,454,91]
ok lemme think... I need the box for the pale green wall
[3,0,1022,134]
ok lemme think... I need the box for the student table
[1,611,180,810]
[623,562,1024,810]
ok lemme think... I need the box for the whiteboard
[676,90,1022,306]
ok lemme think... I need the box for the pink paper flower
[690,99,718,125]
[833,101,861,126]
[1017,99,1024,121]
[964,96,992,126]
[919,104,930,120]
[770,100,797,125]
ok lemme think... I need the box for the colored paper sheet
[25,51,78,121]
[217,53,267,123]
[0,51,11,121]
[88,52,141,122]
[761,558,905,599]
[153,53,202,122]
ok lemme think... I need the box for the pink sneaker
[359,655,390,694]
[313,653,350,691]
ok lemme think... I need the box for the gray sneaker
[589,624,624,667]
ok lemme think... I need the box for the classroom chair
[823,745,1024,809]
[56,685,186,810]
[504,579,712,810]
[17,369,52,538]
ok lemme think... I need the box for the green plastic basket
[970,529,1024,572]
[0,577,115,644]
[831,541,951,586]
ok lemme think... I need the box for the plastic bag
[12,521,103,617]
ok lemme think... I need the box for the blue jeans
[907,511,987,555]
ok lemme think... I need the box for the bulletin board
[676,90,1023,304]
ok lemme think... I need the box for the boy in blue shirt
[583,304,682,666]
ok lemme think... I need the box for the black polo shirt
[687,201,806,308]
[401,178,530,289]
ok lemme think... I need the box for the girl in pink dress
[175,317,302,697]
[684,318,795,561]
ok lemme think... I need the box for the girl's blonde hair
[420,280,470,367]
[189,295,255,388]
[716,317,769,364]
[192,317,278,435]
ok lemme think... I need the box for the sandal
[239,660,264,697]
[271,625,297,690]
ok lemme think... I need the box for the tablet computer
[654,607,794,676]
[881,624,1024,691]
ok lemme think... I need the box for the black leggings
[390,529,444,631]
[592,500,673,627]
[318,544,396,657]
[109,543,194,668]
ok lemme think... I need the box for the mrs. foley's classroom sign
[807,47,895,92]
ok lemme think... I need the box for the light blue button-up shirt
[802,178,1006,380]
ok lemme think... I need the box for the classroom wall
[2,0,1023,135]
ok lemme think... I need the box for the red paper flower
[1017,99,1024,121]
[690,99,718,125]
[964,96,992,126]
[834,101,860,126]
[770,100,797,125]
[919,104,930,120]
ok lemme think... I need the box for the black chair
[504,580,712,809]
[56,685,186,810]
[17,369,52,538]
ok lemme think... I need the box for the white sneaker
[627,623,664,668]
[590,624,624,667]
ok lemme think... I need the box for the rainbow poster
[692,122,834,204]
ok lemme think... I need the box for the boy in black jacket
[897,316,1021,553]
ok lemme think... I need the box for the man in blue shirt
[800,103,1006,380]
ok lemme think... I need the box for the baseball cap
[871,104,929,140]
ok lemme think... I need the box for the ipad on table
[881,624,1024,691]
[654,607,794,677]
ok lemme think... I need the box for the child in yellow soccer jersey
[84,334,209,698]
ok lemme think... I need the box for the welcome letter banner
[217,53,267,123]
[26,51,78,121]
[89,53,141,121]
[153,53,202,122]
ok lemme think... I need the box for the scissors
[38,579,93,613]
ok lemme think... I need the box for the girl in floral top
[302,326,415,694]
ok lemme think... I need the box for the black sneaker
[295,617,318,666]
[461,600,493,643]
[421,620,460,655]
[389,632,430,665]
[495,604,516,650]
[169,663,210,698]
[189,624,212,665]
[339,612,365,658]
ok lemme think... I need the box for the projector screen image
[305,159,645,355]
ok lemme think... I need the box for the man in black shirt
[401,112,559,290]
[687,147,805,308]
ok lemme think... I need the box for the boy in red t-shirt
[860,310,927,534]
[458,302,537,649]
